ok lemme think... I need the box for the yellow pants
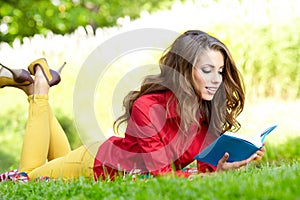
[19,95,96,180]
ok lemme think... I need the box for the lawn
[1,161,299,199]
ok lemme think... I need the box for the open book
[194,125,278,166]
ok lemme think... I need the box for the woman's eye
[201,68,211,73]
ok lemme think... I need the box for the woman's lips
[206,87,218,95]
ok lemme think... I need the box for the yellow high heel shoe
[28,58,66,87]
[0,63,34,88]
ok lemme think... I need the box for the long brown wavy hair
[113,30,245,135]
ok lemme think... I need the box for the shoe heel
[56,62,66,74]
[0,63,33,88]
[28,58,66,87]
[48,62,66,86]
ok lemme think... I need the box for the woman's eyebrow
[199,64,224,69]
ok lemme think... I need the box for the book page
[224,124,278,148]
[223,132,262,147]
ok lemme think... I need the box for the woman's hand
[253,144,266,161]
[216,144,266,172]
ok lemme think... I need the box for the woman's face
[193,50,224,101]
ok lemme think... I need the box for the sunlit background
[0,0,299,170]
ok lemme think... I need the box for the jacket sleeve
[197,160,216,173]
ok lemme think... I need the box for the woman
[0,30,265,182]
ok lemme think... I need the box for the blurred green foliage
[265,136,300,163]
[212,21,300,99]
[0,0,182,44]
[0,107,27,171]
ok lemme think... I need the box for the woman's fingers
[232,159,249,169]
[253,146,266,161]
[216,147,267,171]
[260,145,266,153]
[219,152,229,164]
[217,152,254,171]
[216,152,229,171]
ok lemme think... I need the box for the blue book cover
[194,125,278,167]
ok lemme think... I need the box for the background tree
[0,0,182,44]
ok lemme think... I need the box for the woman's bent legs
[19,94,97,180]
[19,94,71,174]
[28,144,95,180]
[16,65,95,180]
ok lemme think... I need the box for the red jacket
[93,90,216,180]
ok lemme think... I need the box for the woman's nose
[212,71,222,84]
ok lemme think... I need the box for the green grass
[1,161,299,199]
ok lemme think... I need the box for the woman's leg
[48,107,71,161]
[27,143,97,180]
[19,66,71,172]
[19,94,73,172]
[19,94,51,173]
[19,65,96,180]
